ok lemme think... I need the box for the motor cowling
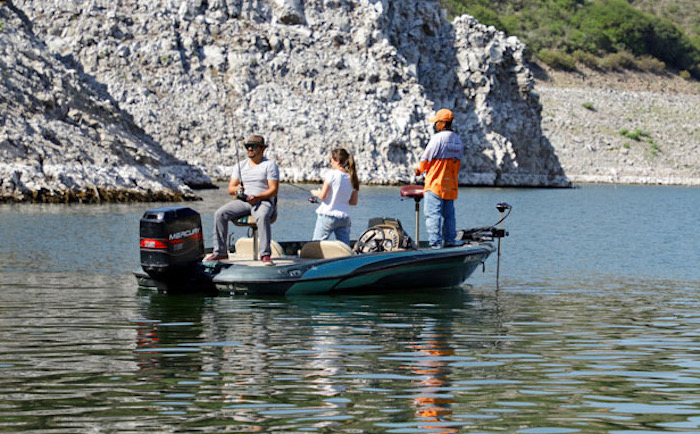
[139,206,204,281]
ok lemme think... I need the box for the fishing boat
[133,185,510,295]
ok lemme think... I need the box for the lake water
[1,184,698,433]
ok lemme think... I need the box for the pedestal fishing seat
[399,184,424,244]
[233,236,284,260]
[233,210,277,260]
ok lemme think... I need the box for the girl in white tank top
[310,149,359,245]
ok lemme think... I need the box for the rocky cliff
[1,0,570,203]
[0,2,210,203]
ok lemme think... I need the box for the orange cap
[429,109,454,123]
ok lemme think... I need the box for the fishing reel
[236,189,249,201]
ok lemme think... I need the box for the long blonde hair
[332,148,359,190]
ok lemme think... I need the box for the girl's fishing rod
[286,182,319,203]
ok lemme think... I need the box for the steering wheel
[353,227,386,253]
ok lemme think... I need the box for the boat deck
[212,239,356,267]
[216,255,308,267]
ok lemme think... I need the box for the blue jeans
[423,191,456,248]
[312,214,351,246]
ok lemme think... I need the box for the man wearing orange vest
[414,109,464,248]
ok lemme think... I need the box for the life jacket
[417,131,463,200]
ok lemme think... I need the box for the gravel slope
[536,67,700,186]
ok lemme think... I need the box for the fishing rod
[234,144,249,201]
[286,181,319,203]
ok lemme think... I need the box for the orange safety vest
[417,158,461,200]
[417,130,463,200]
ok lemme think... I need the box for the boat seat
[233,212,277,260]
[299,240,353,259]
[400,184,424,245]
[234,237,284,259]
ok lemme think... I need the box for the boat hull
[211,244,493,296]
[134,244,493,296]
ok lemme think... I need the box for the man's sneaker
[261,255,275,266]
[204,252,228,261]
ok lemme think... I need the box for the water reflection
[134,293,209,374]
[128,289,497,431]
[405,319,457,433]
[1,273,699,432]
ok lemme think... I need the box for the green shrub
[573,50,602,69]
[600,52,638,71]
[637,56,666,74]
[649,141,660,156]
[665,4,680,15]
[538,49,577,71]
[572,0,645,54]
[499,15,520,37]
[620,128,650,141]
[467,5,505,30]
[441,0,465,19]
[680,70,691,79]
[582,102,595,111]
[646,18,698,73]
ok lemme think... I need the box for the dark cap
[245,135,266,147]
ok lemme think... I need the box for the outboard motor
[139,206,204,284]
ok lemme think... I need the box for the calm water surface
[1,184,698,433]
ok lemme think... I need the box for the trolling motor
[457,202,511,242]
[455,202,511,289]
[494,202,511,288]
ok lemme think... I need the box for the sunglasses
[245,144,261,150]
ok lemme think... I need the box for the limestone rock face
[4,0,570,203]
[0,3,210,203]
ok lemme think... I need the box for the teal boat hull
[211,244,493,295]
[134,243,493,296]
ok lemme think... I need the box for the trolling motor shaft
[495,202,512,289]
